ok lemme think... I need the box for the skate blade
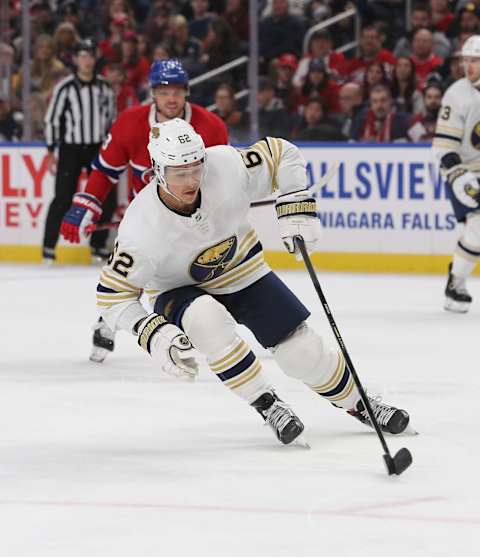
[444,298,470,313]
[403,424,419,436]
[293,435,311,449]
[89,347,109,363]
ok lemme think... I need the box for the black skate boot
[348,396,410,434]
[251,391,305,445]
[444,263,472,313]
[90,317,115,363]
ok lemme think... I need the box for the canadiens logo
[471,121,480,150]
[190,236,237,282]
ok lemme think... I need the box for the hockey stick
[294,236,413,476]
[85,163,341,233]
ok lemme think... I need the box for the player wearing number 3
[433,36,480,312]
[96,118,410,446]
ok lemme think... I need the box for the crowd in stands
[0,0,478,143]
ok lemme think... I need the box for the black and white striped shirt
[44,73,115,151]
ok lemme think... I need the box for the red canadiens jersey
[87,102,229,202]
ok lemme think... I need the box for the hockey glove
[137,313,198,380]
[447,168,480,209]
[275,189,321,260]
[60,193,103,244]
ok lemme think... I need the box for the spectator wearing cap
[410,28,443,88]
[273,53,301,113]
[351,84,411,143]
[120,30,151,95]
[393,3,452,59]
[391,56,425,114]
[345,25,396,83]
[42,39,116,263]
[298,58,341,114]
[98,12,130,64]
[189,0,215,42]
[408,81,443,141]
[447,3,480,37]
[293,29,347,89]
[294,97,345,141]
[259,0,306,68]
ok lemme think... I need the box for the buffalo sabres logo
[190,236,237,282]
[471,122,480,150]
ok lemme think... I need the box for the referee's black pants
[42,143,116,253]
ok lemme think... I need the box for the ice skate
[444,263,472,313]
[90,317,115,363]
[42,248,56,267]
[91,247,111,265]
[348,396,410,435]
[251,391,306,446]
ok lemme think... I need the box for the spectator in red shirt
[120,30,151,94]
[352,84,411,143]
[346,25,396,83]
[105,63,139,113]
[410,28,443,88]
[430,0,454,32]
[298,58,341,114]
[292,29,347,89]
[273,53,301,113]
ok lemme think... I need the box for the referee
[42,38,116,262]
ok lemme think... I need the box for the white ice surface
[0,264,479,556]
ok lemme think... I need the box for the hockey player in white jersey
[433,35,480,312]
[96,118,410,445]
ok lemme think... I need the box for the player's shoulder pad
[443,78,473,102]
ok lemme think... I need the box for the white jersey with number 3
[433,77,480,174]
[96,138,308,332]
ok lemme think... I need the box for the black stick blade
[384,448,413,476]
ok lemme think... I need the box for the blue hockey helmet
[149,59,189,89]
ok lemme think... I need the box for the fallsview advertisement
[0,143,466,273]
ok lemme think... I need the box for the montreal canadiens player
[433,35,480,312]
[95,118,410,445]
[60,59,228,361]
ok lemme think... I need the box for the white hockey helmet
[147,118,206,187]
[462,35,480,58]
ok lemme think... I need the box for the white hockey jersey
[432,77,480,175]
[96,137,308,332]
